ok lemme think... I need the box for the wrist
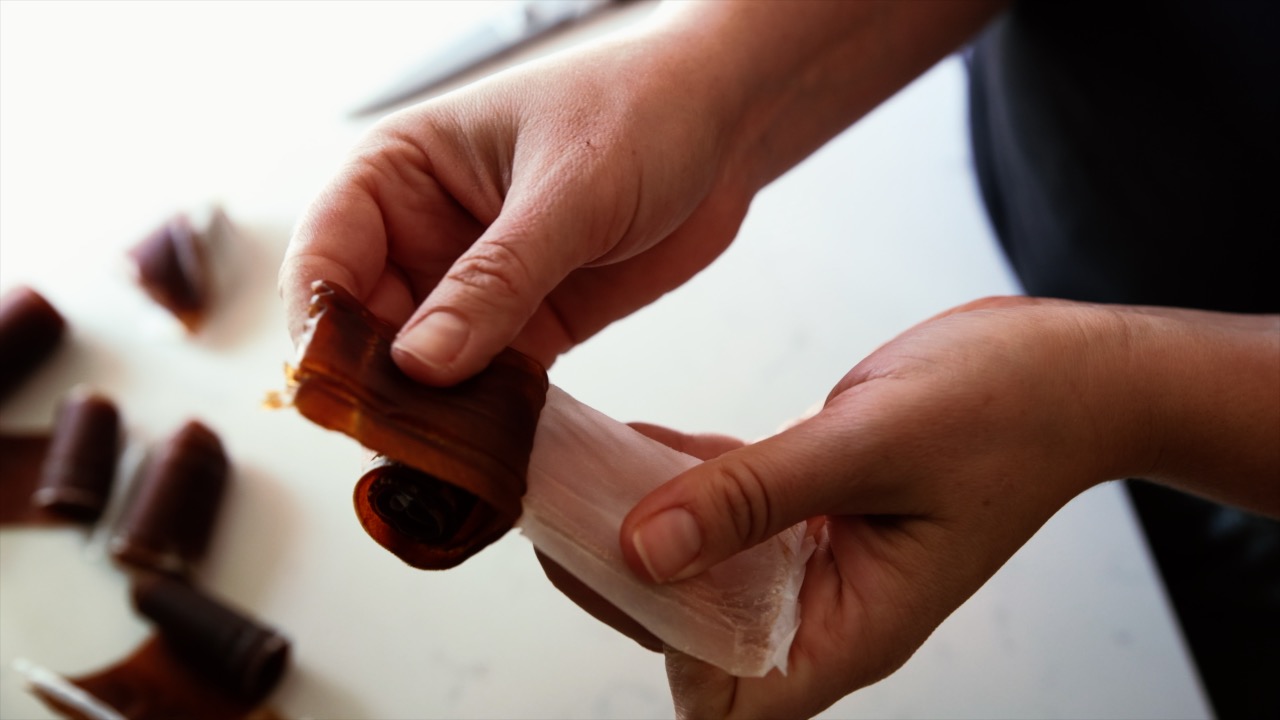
[644,0,1006,192]
[1117,308,1280,513]
[1063,306,1165,489]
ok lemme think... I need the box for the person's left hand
[548,296,1172,719]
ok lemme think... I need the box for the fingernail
[395,311,469,372]
[632,508,702,583]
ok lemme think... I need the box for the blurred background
[1,2,1210,718]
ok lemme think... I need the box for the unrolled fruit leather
[523,387,810,678]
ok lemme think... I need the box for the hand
[279,0,1006,386]
[615,297,1135,717]
[598,296,1276,719]
[280,31,753,384]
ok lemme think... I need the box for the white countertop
[0,2,1212,718]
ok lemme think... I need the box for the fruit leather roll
[282,281,547,569]
[283,281,808,677]
[0,285,66,404]
[110,420,229,575]
[33,387,122,523]
[21,575,289,719]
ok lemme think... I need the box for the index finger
[279,176,390,344]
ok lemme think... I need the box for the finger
[361,264,418,328]
[627,422,745,461]
[664,647,735,720]
[390,197,603,385]
[534,550,662,653]
[282,124,492,346]
[279,179,388,343]
[718,517,959,719]
[619,404,915,583]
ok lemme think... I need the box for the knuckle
[446,237,533,303]
[706,458,775,550]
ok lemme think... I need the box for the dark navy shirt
[969,0,1278,313]
[966,4,1279,717]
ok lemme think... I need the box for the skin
[280,0,1003,378]
[621,297,1280,718]
[281,1,1280,717]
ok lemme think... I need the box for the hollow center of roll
[367,464,478,544]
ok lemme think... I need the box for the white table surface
[0,2,1213,718]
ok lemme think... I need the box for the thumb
[390,203,595,384]
[620,408,896,583]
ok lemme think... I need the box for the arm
[652,0,1007,193]
[1121,307,1279,511]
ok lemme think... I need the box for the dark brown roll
[0,285,66,403]
[110,420,229,574]
[0,433,55,526]
[131,574,290,704]
[128,215,208,332]
[288,280,548,569]
[355,456,503,570]
[32,388,121,523]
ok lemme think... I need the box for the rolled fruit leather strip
[0,433,58,526]
[109,420,229,575]
[0,285,67,404]
[0,388,121,527]
[127,214,210,332]
[33,387,123,523]
[283,280,547,569]
[22,574,289,720]
[131,574,291,705]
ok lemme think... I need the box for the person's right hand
[281,0,1009,386]
[279,27,755,385]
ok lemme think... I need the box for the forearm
[1121,308,1280,514]
[644,0,1006,192]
